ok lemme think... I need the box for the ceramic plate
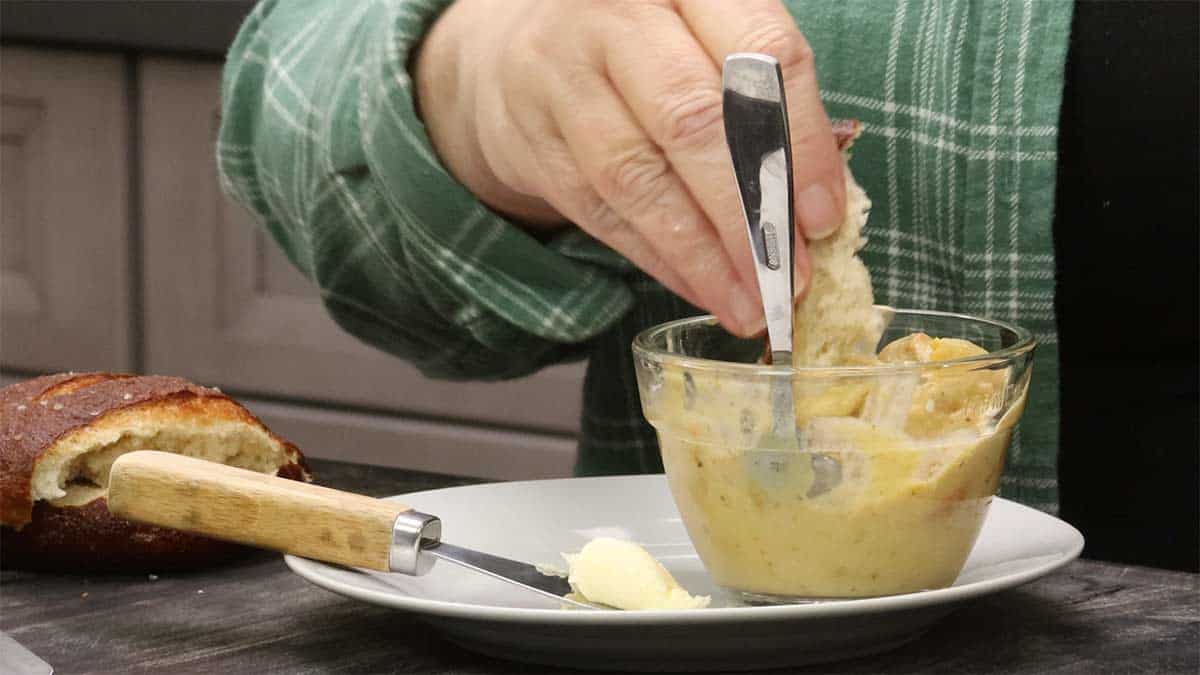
[286,475,1083,671]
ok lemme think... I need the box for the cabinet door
[1,48,131,373]
[244,397,576,480]
[139,58,585,434]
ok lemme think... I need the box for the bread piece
[1,373,310,571]
[792,121,887,366]
[875,333,1009,439]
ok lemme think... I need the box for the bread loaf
[1,373,310,571]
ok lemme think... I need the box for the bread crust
[832,119,862,151]
[1,373,311,571]
[1,498,256,572]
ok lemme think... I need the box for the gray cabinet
[0,48,131,373]
[1,52,583,479]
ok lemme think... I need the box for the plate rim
[285,475,1083,625]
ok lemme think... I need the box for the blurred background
[0,0,584,481]
[2,1,1197,572]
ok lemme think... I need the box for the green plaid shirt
[219,0,1072,512]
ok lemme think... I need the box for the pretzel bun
[1,373,310,572]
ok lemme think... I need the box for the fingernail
[728,283,765,336]
[796,182,841,239]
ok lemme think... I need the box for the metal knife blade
[422,541,598,609]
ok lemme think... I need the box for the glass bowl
[632,309,1036,602]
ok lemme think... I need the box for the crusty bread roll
[792,120,888,366]
[1,373,310,571]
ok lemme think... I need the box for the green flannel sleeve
[217,0,635,381]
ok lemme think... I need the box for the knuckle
[598,144,672,209]
[532,148,586,202]
[740,22,815,73]
[582,196,627,236]
[656,88,724,149]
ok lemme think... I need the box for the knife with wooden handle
[107,451,593,607]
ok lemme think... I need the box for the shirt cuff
[357,0,635,346]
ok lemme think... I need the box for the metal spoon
[723,53,798,447]
[723,54,840,496]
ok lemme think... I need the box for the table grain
[2,459,1196,674]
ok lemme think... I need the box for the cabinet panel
[244,398,576,481]
[140,58,585,434]
[0,48,130,372]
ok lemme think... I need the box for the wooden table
[3,459,1197,674]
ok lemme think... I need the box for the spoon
[723,54,841,496]
[723,53,798,448]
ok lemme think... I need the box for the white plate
[286,475,1083,671]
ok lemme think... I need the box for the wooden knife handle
[107,451,409,571]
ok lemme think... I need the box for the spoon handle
[722,53,795,364]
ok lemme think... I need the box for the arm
[217,0,634,380]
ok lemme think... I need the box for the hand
[415,0,846,337]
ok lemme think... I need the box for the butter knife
[106,452,595,609]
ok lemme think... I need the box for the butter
[561,538,710,610]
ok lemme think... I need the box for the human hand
[415,0,846,337]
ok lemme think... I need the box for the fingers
[544,164,708,314]
[539,69,766,335]
[480,13,766,334]
[599,7,767,298]
[469,71,569,229]
[476,86,708,314]
[677,0,847,240]
[477,0,843,332]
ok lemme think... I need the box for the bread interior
[32,402,289,506]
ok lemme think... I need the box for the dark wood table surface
[2,459,1197,674]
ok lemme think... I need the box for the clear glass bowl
[632,309,1036,602]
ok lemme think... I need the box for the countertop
[1,459,1197,674]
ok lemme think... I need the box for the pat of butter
[561,538,710,610]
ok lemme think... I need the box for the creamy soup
[643,333,1020,598]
